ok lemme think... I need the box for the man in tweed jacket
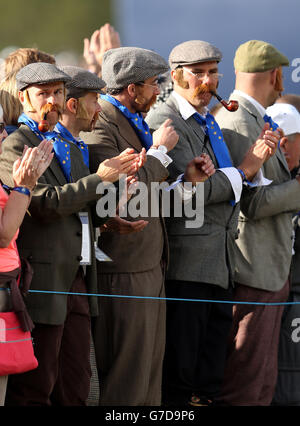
[215,40,300,406]
[146,40,281,406]
[0,62,139,406]
[82,46,218,406]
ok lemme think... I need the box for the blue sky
[113,0,300,98]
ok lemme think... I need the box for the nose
[48,96,55,105]
[202,73,213,84]
[154,85,160,95]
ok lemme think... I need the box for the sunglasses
[0,122,5,133]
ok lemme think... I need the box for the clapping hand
[13,140,54,190]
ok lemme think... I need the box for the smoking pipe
[38,112,50,133]
[210,91,239,112]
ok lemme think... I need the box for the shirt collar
[233,89,266,118]
[171,90,209,121]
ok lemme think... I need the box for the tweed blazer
[81,98,169,274]
[216,92,300,291]
[0,124,104,324]
[146,93,240,289]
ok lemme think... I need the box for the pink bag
[0,311,38,375]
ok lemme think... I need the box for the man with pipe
[146,40,281,406]
[214,40,300,406]
[0,62,141,406]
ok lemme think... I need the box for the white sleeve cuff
[218,167,243,203]
[147,148,173,168]
[251,168,273,186]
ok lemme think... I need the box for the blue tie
[193,112,233,168]
[263,114,279,131]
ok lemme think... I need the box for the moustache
[40,103,63,120]
[192,83,216,99]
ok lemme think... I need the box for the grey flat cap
[16,62,71,90]
[169,40,222,69]
[60,65,105,99]
[102,47,169,89]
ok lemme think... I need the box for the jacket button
[28,255,33,261]
[77,255,82,261]
[76,231,82,237]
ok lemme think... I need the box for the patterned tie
[193,112,233,168]
[263,114,279,131]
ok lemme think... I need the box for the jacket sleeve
[146,107,236,206]
[83,117,169,192]
[0,130,103,223]
[221,125,300,220]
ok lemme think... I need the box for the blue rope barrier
[1,287,297,305]
[26,289,299,306]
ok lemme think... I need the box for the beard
[134,93,157,113]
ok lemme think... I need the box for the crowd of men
[1,26,300,407]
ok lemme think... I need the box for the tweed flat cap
[169,40,222,69]
[234,40,289,73]
[16,62,71,90]
[101,47,169,89]
[60,65,105,99]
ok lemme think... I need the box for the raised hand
[238,123,282,181]
[12,140,54,190]
[152,119,179,152]
[184,153,215,185]
[83,23,121,74]
[96,148,139,183]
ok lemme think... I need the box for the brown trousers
[92,264,166,406]
[219,280,290,406]
[5,268,91,406]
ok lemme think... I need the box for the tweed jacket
[0,124,103,324]
[216,92,300,291]
[146,93,240,289]
[81,98,169,274]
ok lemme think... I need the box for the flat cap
[60,65,105,99]
[16,62,71,90]
[101,47,169,89]
[234,40,289,73]
[169,40,222,70]
[266,103,300,136]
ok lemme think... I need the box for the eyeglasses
[183,67,223,81]
[0,123,5,133]
[136,81,159,89]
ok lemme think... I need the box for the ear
[66,98,78,114]
[279,136,288,152]
[18,90,24,103]
[127,83,136,98]
[270,69,277,87]
[171,69,177,82]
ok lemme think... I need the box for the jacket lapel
[99,99,143,152]
[166,95,216,161]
